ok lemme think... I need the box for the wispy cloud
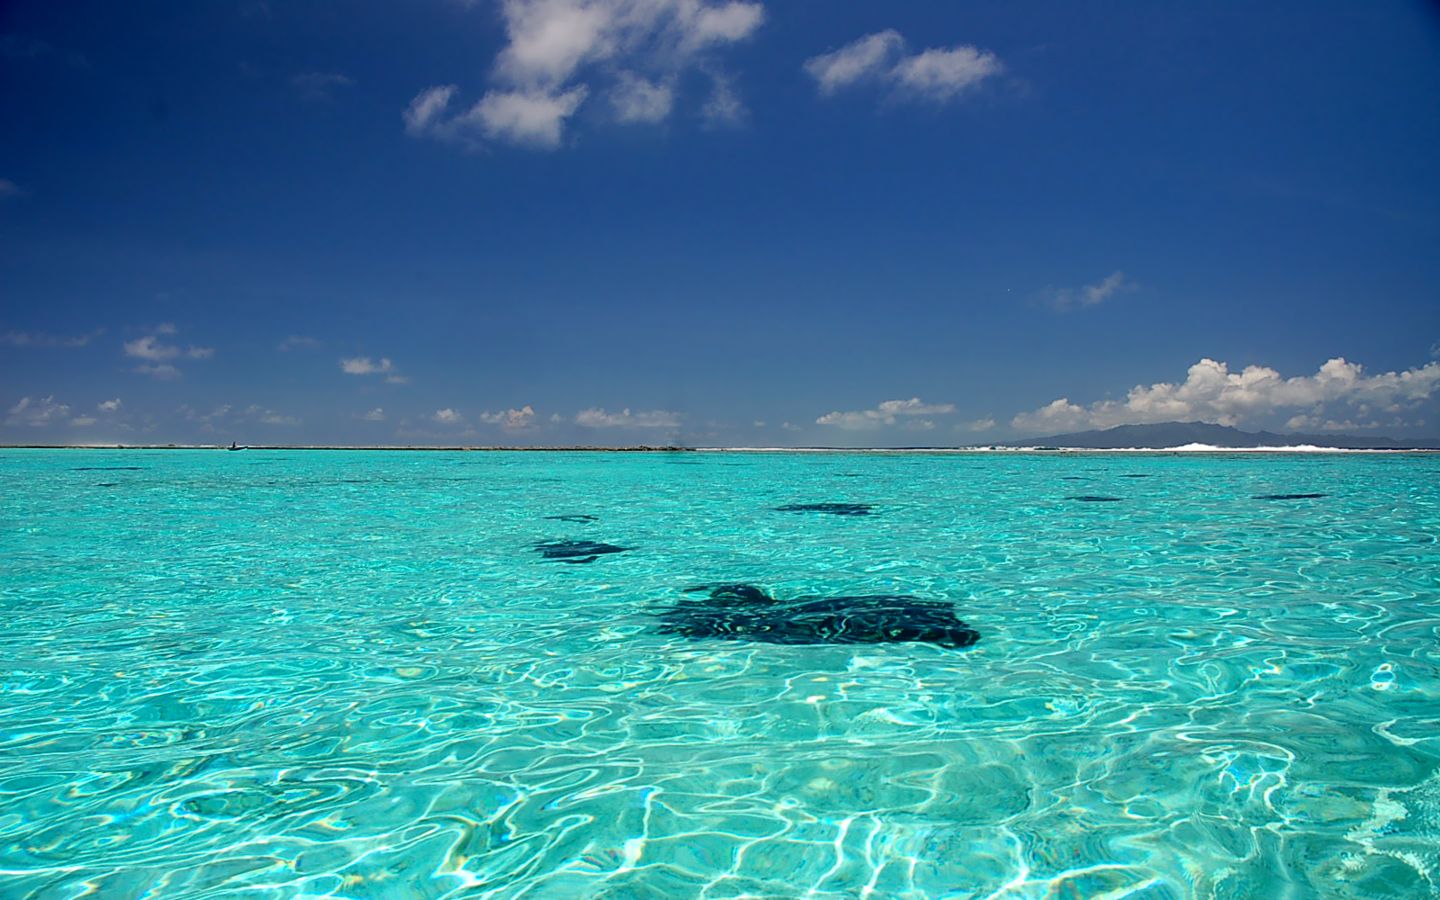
[291,71,354,102]
[575,407,681,428]
[1,328,102,348]
[124,325,214,378]
[805,30,1001,103]
[5,395,71,427]
[362,407,385,422]
[0,178,25,199]
[278,335,321,351]
[404,0,764,150]
[1047,270,1134,311]
[816,397,956,430]
[432,408,463,424]
[1012,356,1440,433]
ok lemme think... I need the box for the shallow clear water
[3,449,1439,898]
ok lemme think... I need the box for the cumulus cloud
[1048,270,1134,311]
[124,326,214,378]
[340,356,408,382]
[98,398,121,412]
[6,396,71,427]
[479,405,537,429]
[469,86,589,147]
[804,30,1001,103]
[291,71,354,102]
[405,0,764,149]
[1,328,101,348]
[1012,357,1440,433]
[433,408,463,424]
[816,397,956,430]
[576,407,681,428]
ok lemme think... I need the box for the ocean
[3,448,1438,897]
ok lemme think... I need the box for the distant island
[1003,421,1439,450]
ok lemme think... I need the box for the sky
[3,1,1439,447]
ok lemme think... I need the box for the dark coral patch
[1066,495,1123,502]
[775,503,874,516]
[73,467,145,471]
[545,514,599,524]
[1120,474,1153,478]
[657,584,979,649]
[1254,493,1327,501]
[534,540,629,564]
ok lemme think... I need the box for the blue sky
[3,1,1439,446]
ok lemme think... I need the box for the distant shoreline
[3,444,1437,453]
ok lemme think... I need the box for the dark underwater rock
[534,540,630,564]
[1253,493,1327,501]
[1066,495,1123,502]
[657,584,979,649]
[545,514,599,524]
[775,503,874,516]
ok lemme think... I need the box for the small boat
[228,441,247,451]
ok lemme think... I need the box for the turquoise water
[3,449,1439,898]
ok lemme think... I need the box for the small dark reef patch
[534,540,630,564]
[544,514,599,524]
[73,467,145,471]
[775,503,874,516]
[1253,493,1327,501]
[1066,495,1123,502]
[656,583,979,649]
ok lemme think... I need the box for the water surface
[2,449,1438,897]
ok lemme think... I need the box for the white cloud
[406,0,764,149]
[816,397,956,430]
[404,85,458,137]
[575,407,681,428]
[1049,270,1134,311]
[6,396,71,427]
[469,86,589,148]
[70,416,97,427]
[803,29,903,94]
[805,30,1001,103]
[1012,357,1440,433]
[292,71,354,102]
[891,45,1003,101]
[124,326,213,378]
[610,72,673,123]
[1,328,100,348]
[479,405,537,429]
[433,408,463,424]
[958,417,996,432]
[340,356,394,375]
[278,335,320,351]
[363,407,385,422]
[98,398,121,412]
